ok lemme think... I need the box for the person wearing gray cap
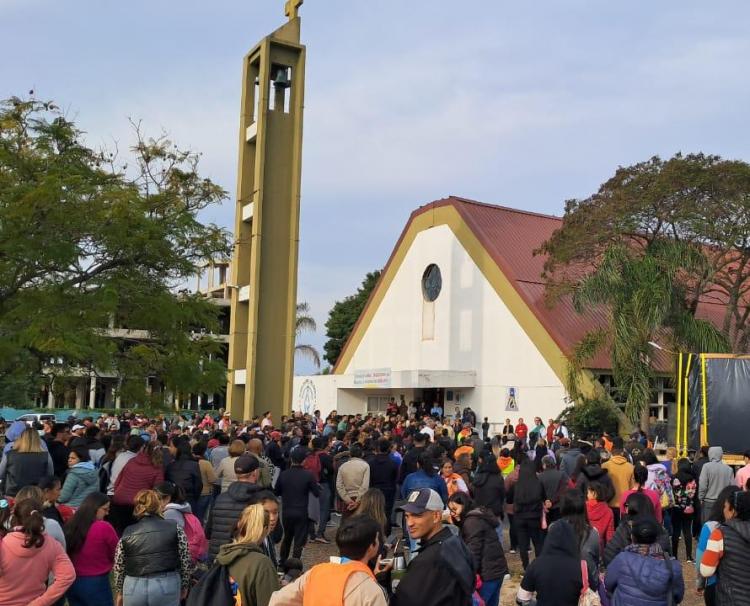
[391,488,474,606]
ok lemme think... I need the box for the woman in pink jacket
[0,497,76,606]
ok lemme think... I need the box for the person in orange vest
[440,459,470,497]
[269,516,388,606]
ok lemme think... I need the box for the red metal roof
[410,196,730,373]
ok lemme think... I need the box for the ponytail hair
[634,464,648,490]
[12,497,46,548]
[155,481,186,505]
[144,440,163,468]
[133,489,162,519]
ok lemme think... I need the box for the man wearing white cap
[392,488,474,606]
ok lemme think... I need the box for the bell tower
[226,0,306,421]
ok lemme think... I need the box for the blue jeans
[66,574,114,606]
[316,484,332,538]
[194,494,212,524]
[123,572,180,606]
[479,578,502,606]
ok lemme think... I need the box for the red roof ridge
[411,196,563,224]
[449,195,563,222]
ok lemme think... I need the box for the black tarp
[688,357,750,454]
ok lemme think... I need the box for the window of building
[421,264,442,302]
[594,374,674,421]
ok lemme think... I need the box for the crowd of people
[0,406,748,606]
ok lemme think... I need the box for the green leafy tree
[295,301,320,369]
[558,397,620,440]
[538,153,750,351]
[0,96,231,406]
[323,270,381,367]
[565,239,728,428]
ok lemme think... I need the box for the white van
[15,413,57,426]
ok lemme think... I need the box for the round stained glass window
[422,264,442,302]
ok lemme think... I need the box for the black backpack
[98,460,111,493]
[438,534,475,596]
[186,563,235,606]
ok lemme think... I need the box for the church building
[293,196,681,430]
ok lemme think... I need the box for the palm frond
[295,344,321,369]
[295,301,317,335]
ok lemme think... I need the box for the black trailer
[676,353,750,465]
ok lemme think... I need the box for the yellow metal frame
[700,354,709,446]
[682,354,693,454]
[675,351,750,458]
[676,353,682,455]
[675,353,693,457]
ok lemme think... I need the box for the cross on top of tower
[284,0,303,20]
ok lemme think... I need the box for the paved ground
[300,517,704,606]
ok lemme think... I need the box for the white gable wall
[334,224,569,424]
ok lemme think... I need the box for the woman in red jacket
[111,440,163,535]
[586,482,615,554]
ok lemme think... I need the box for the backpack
[303,451,322,482]
[439,534,475,597]
[183,512,209,562]
[98,460,111,493]
[186,562,238,606]
[673,478,697,514]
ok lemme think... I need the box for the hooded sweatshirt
[163,501,193,528]
[602,455,635,507]
[58,461,99,507]
[586,499,615,552]
[699,447,735,504]
[2,421,49,453]
[0,531,76,606]
[215,542,279,606]
[518,519,583,605]
[577,464,615,503]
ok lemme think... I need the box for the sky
[3,1,750,375]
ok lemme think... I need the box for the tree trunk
[640,406,651,435]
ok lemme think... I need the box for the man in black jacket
[472,451,506,525]
[206,454,262,560]
[276,447,321,562]
[369,438,399,526]
[577,450,615,503]
[45,423,71,479]
[393,488,473,606]
[398,432,427,484]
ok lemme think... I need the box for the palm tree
[295,302,321,369]
[568,239,728,429]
